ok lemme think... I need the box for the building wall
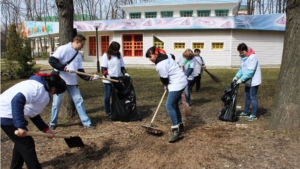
[82,31,114,62]
[111,30,233,66]
[123,3,239,19]
[231,30,284,67]
[82,29,284,67]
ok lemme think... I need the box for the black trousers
[192,73,202,91]
[1,126,42,169]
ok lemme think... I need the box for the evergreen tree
[6,24,22,61]
[5,23,40,78]
[17,37,39,78]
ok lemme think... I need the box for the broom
[195,59,221,83]
[204,69,221,83]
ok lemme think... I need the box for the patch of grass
[1,68,280,103]
[1,68,280,126]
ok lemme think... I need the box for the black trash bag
[218,80,239,122]
[110,76,142,122]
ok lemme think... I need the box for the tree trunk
[55,0,77,118]
[268,0,300,130]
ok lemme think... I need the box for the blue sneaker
[247,115,257,121]
[238,112,249,117]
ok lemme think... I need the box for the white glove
[164,86,168,90]
[92,74,100,81]
[236,79,242,84]
[232,76,238,82]
[66,68,76,74]
[125,73,130,76]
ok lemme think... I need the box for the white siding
[231,30,284,67]
[111,30,232,67]
[82,29,284,68]
[81,32,114,62]
[123,3,239,19]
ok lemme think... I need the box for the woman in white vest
[146,46,188,142]
[233,43,262,121]
[101,41,129,119]
[0,73,66,169]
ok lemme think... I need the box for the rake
[141,90,167,135]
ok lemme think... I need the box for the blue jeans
[243,85,259,116]
[50,85,92,126]
[165,88,184,126]
[185,80,193,105]
[104,83,112,115]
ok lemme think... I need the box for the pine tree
[5,23,40,78]
[6,24,22,61]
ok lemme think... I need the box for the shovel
[71,71,119,83]
[141,90,167,135]
[15,130,84,148]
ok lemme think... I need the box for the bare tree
[269,0,300,130]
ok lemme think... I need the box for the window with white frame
[161,11,173,18]
[215,10,229,16]
[197,10,210,17]
[130,12,141,19]
[145,12,157,18]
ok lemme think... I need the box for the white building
[25,0,285,67]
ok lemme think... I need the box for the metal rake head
[141,124,163,135]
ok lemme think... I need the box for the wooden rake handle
[150,90,168,124]
[73,71,119,83]
[15,130,71,139]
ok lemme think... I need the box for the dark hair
[106,41,121,60]
[73,34,86,42]
[145,46,156,58]
[237,43,248,51]
[45,74,66,94]
[194,48,201,53]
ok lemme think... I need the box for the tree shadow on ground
[57,122,82,128]
[190,98,212,106]
[137,104,156,119]
[86,107,102,115]
[257,107,269,117]
[184,115,207,132]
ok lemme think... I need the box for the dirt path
[1,103,300,169]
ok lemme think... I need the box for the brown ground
[1,68,300,169]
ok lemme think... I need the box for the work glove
[65,67,76,74]
[124,73,130,76]
[91,74,100,81]
[164,85,168,91]
[232,76,238,82]
[236,79,242,84]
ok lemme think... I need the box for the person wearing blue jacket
[233,43,262,121]
[0,73,66,169]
